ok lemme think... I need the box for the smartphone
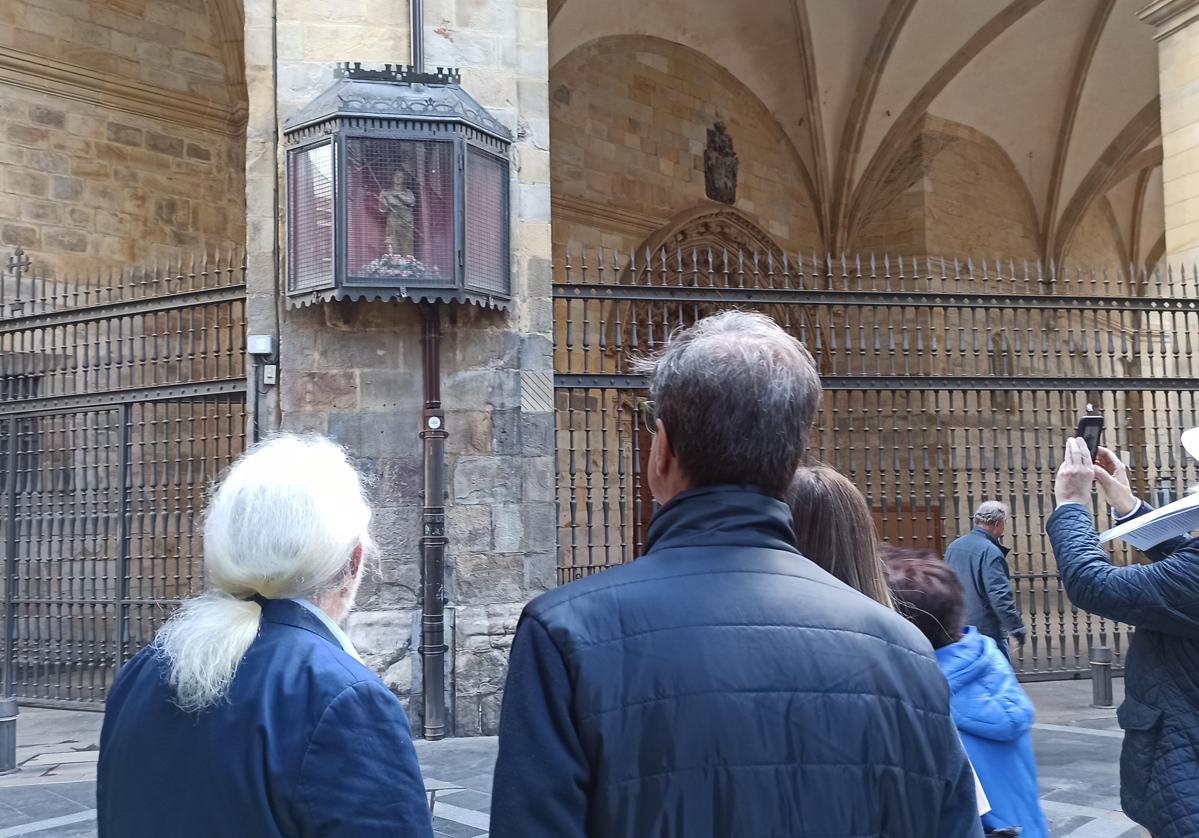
[1076,415,1104,460]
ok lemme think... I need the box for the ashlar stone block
[282,370,360,412]
[453,456,523,504]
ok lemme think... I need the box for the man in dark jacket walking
[944,501,1026,658]
[1049,438,1199,838]
[490,311,982,838]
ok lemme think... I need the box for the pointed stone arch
[1054,99,1160,265]
[550,34,823,253]
[612,204,831,373]
[205,0,247,127]
[625,205,789,274]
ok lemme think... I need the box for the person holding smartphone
[1049,439,1199,838]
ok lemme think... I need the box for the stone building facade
[0,0,245,277]
[241,0,554,734]
[550,35,821,254]
[3,0,1199,732]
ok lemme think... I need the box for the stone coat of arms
[704,122,738,205]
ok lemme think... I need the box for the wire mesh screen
[345,137,455,286]
[0,251,247,706]
[553,247,1199,678]
[465,147,509,297]
[288,142,335,293]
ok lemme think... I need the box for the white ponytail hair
[155,434,372,712]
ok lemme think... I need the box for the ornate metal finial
[335,62,461,86]
[7,247,30,283]
[5,247,30,314]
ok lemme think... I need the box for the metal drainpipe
[419,303,448,739]
[410,0,446,742]
[410,0,424,71]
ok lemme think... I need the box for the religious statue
[704,122,738,205]
[378,170,416,255]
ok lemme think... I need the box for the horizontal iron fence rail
[555,248,1199,299]
[555,373,1199,392]
[0,380,246,417]
[554,282,1199,313]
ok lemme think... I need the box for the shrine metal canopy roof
[283,63,513,143]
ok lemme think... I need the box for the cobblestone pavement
[0,679,1138,837]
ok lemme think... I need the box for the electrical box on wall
[247,335,275,357]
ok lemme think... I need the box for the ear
[350,544,364,579]
[652,419,674,475]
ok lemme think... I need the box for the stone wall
[244,0,553,736]
[848,114,1137,269]
[1062,197,1126,269]
[0,0,245,276]
[550,35,822,255]
[848,131,930,259]
[921,117,1041,262]
[851,115,1042,262]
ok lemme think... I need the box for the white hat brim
[1183,427,1199,464]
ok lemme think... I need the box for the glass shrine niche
[283,64,512,310]
[346,137,454,285]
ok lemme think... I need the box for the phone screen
[1077,417,1104,459]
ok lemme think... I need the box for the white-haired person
[943,500,1026,660]
[97,435,433,838]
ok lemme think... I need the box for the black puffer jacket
[491,485,982,838]
[1047,503,1199,838]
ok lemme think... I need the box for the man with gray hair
[945,500,1026,659]
[491,311,982,838]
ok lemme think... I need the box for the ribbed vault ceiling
[550,0,1164,264]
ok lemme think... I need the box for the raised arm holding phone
[1048,437,1199,838]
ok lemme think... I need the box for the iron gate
[0,248,246,707]
[553,247,1199,678]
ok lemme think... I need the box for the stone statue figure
[378,170,416,255]
[704,122,738,205]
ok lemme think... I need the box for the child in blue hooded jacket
[886,552,1048,838]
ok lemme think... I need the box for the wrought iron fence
[0,249,246,707]
[552,248,1199,678]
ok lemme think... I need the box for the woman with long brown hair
[786,465,893,608]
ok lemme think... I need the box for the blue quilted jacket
[1046,503,1199,838]
[491,485,983,838]
[98,599,433,838]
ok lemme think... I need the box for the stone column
[1140,0,1199,264]
[242,0,553,735]
[244,0,281,437]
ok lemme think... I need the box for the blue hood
[936,627,1034,742]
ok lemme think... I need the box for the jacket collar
[643,484,799,555]
[972,527,1010,557]
[935,626,991,690]
[255,597,342,650]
